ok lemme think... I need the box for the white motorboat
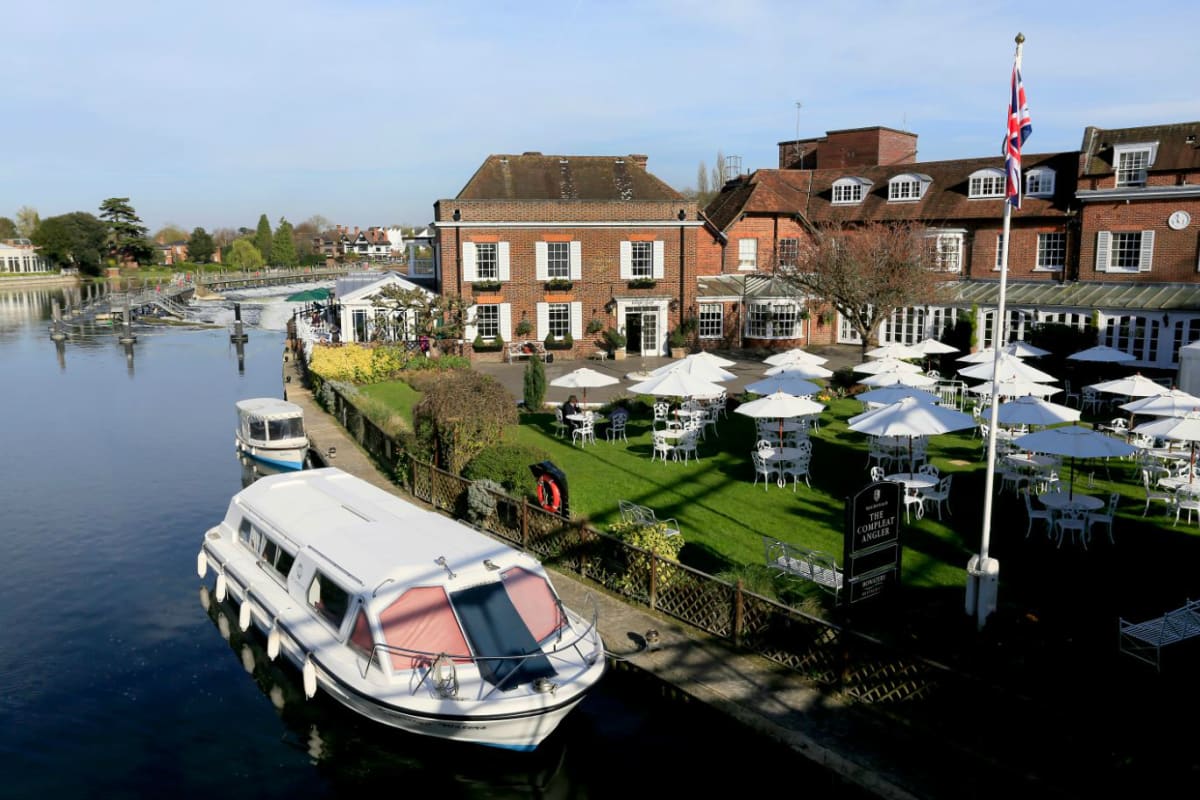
[197,467,606,751]
[235,397,308,471]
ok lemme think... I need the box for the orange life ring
[536,474,562,514]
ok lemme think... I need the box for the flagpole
[968,32,1026,630]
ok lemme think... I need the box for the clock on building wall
[1168,210,1191,230]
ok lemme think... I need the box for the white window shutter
[619,241,632,279]
[535,242,548,281]
[570,302,583,339]
[498,241,511,281]
[499,303,512,340]
[464,304,478,340]
[569,241,582,280]
[1095,231,1110,273]
[462,242,477,282]
[653,240,665,279]
[536,302,549,340]
[1139,230,1155,272]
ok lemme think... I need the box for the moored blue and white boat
[197,467,606,751]
[234,397,308,470]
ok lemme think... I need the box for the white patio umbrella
[849,396,976,474]
[734,390,825,443]
[1121,388,1200,417]
[1012,425,1136,499]
[853,357,923,375]
[1133,412,1200,485]
[1068,345,1136,363]
[912,338,960,356]
[763,361,835,379]
[1089,373,1169,399]
[983,395,1081,428]
[686,350,737,368]
[957,347,1003,364]
[648,355,736,382]
[957,353,1058,383]
[865,343,923,360]
[764,348,828,366]
[858,371,938,388]
[627,368,724,400]
[549,367,619,406]
[744,375,822,398]
[1003,341,1051,358]
[967,378,1062,399]
[857,386,942,406]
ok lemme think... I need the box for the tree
[523,354,546,411]
[98,197,154,266]
[226,238,265,270]
[15,206,40,238]
[153,224,188,243]
[254,214,273,264]
[187,227,216,263]
[0,217,16,240]
[779,221,944,361]
[413,371,518,474]
[30,212,108,275]
[271,218,298,267]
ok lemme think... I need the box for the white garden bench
[762,536,843,599]
[1118,597,1200,671]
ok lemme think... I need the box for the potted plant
[586,318,605,335]
[628,277,656,289]
[603,327,627,359]
[472,333,504,352]
[515,318,532,337]
[669,327,688,359]
[544,332,574,351]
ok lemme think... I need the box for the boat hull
[235,438,307,471]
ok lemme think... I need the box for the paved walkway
[277,343,1068,799]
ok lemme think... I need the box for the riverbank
[0,273,79,288]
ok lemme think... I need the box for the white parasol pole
[970,33,1027,630]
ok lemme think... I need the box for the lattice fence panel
[653,565,735,636]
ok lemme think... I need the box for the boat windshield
[267,417,305,440]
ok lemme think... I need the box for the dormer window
[887,173,931,202]
[832,177,872,205]
[1114,142,1158,187]
[968,169,1005,199]
[1025,167,1055,197]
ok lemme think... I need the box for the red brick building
[433,153,698,360]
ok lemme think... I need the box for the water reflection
[199,587,572,797]
[238,452,290,488]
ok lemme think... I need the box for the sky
[4,1,1199,236]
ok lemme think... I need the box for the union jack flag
[1004,55,1032,208]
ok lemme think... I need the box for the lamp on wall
[669,298,679,312]
[452,209,461,222]
[677,208,686,221]
[604,292,616,315]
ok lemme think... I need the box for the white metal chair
[1086,491,1119,545]
[651,430,676,463]
[653,401,671,430]
[902,486,925,523]
[919,474,953,520]
[571,413,596,446]
[752,450,779,490]
[870,466,885,482]
[1022,489,1054,538]
[675,429,701,465]
[606,410,629,443]
[552,407,567,438]
[917,463,940,480]
[1141,468,1174,517]
[1062,380,1081,408]
[1176,486,1200,527]
[1081,387,1103,415]
[780,455,811,491]
[1054,507,1089,549]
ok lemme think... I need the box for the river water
[0,282,868,798]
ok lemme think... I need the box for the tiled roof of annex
[454,152,684,203]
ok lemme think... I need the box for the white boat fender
[302,656,317,699]
[267,621,281,660]
[196,550,208,578]
[215,571,227,603]
[217,612,231,642]
[238,593,253,632]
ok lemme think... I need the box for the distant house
[334,271,435,344]
[155,240,189,266]
[0,238,53,273]
[433,152,698,360]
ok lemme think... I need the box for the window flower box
[544,333,574,351]
[545,278,573,292]
[470,280,502,293]
[627,278,657,289]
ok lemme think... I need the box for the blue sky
[4,1,1199,235]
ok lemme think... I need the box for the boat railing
[362,593,603,700]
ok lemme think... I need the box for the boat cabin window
[248,418,267,440]
[307,571,352,629]
[261,536,295,580]
[348,609,379,666]
[268,417,304,440]
[502,567,565,642]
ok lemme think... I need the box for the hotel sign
[843,481,903,607]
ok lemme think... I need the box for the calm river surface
[0,283,864,799]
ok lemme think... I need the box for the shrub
[544,332,573,350]
[586,318,605,334]
[463,442,551,498]
[669,327,687,348]
[607,519,685,593]
[515,319,533,336]
[472,333,504,352]
[413,371,518,474]
[523,355,546,410]
[602,327,626,349]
